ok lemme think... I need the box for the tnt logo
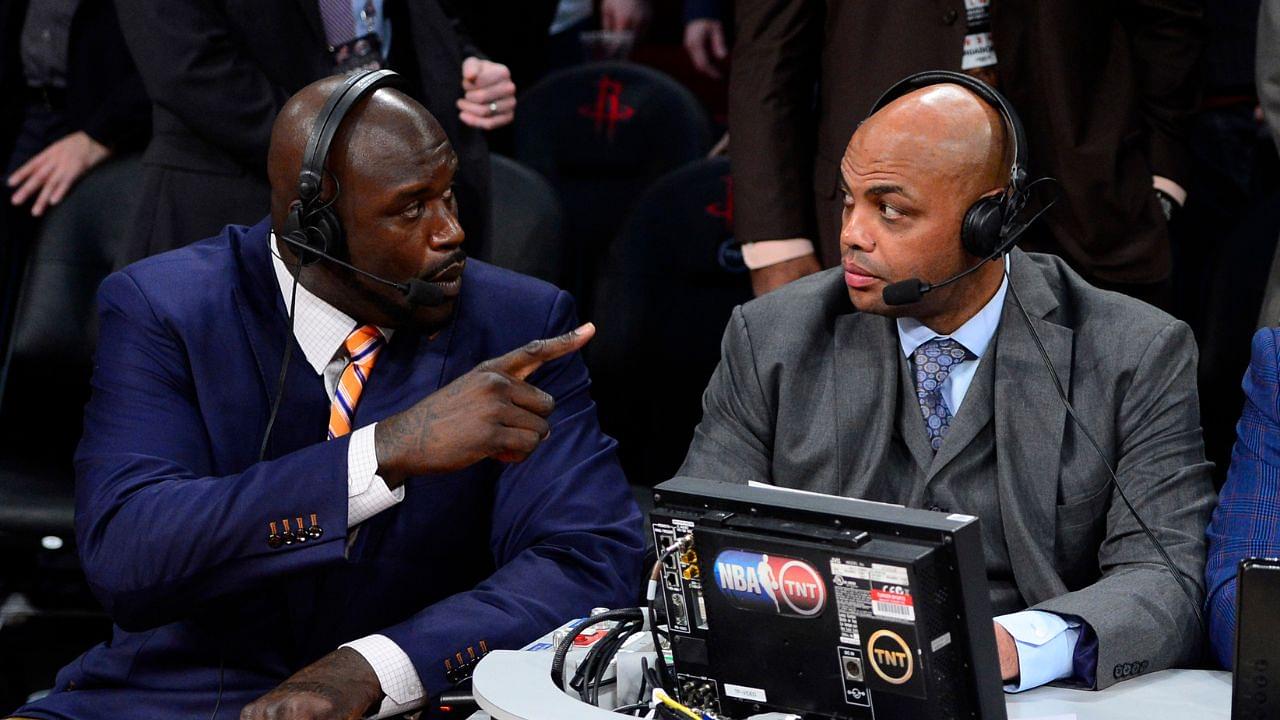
[712,550,826,617]
[867,629,914,685]
[578,75,635,141]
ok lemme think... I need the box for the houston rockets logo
[705,175,734,230]
[712,550,826,617]
[578,75,635,141]
[867,629,914,685]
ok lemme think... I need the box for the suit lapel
[993,250,1072,605]
[231,220,330,462]
[833,311,902,498]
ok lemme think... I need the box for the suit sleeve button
[307,526,324,540]
[282,531,296,545]
[267,533,283,548]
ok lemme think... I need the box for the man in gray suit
[679,79,1214,691]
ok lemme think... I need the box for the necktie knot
[344,325,385,364]
[911,337,975,451]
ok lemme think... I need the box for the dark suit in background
[679,250,1214,687]
[449,0,559,94]
[113,0,491,262]
[729,0,1204,292]
[0,0,149,171]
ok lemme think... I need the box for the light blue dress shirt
[346,0,391,57]
[894,258,1081,692]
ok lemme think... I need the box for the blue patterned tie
[911,337,976,452]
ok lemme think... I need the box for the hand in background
[601,0,650,32]
[458,57,516,131]
[684,19,728,79]
[7,131,110,217]
[240,648,382,720]
[749,253,822,296]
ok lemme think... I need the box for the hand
[749,253,822,296]
[7,131,110,217]
[240,648,382,720]
[601,0,649,32]
[683,19,728,79]
[458,57,516,130]
[374,323,595,483]
[994,621,1020,683]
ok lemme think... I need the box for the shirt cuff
[348,423,405,528]
[340,634,426,719]
[1152,176,1187,206]
[994,610,1081,693]
[740,238,816,270]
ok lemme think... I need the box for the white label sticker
[947,513,976,522]
[671,518,694,528]
[871,564,910,586]
[831,558,872,579]
[931,632,953,653]
[962,32,998,70]
[724,683,768,703]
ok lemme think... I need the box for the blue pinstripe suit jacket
[1206,327,1280,668]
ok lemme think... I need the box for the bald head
[855,84,1010,198]
[267,75,452,228]
[837,82,1018,332]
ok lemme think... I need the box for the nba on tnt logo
[712,550,827,617]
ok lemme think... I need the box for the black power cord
[572,617,643,705]
[1006,269,1207,633]
[550,608,645,691]
[258,247,305,463]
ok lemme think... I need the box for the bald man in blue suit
[9,74,642,720]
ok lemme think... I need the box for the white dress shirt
[270,235,426,717]
[894,256,1082,692]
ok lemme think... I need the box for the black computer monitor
[650,477,1006,720]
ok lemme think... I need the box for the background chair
[481,154,566,285]
[515,61,712,309]
[587,156,751,488]
[0,153,141,709]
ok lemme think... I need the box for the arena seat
[483,154,566,285]
[514,61,712,307]
[587,156,751,487]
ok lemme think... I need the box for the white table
[469,649,1232,720]
[1007,668,1231,719]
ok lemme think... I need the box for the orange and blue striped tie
[328,325,386,440]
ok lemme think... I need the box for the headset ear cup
[310,206,344,258]
[961,196,1006,258]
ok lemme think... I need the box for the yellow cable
[652,689,703,720]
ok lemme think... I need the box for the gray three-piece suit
[678,249,1215,689]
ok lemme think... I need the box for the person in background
[113,0,515,263]
[0,0,149,368]
[1,0,148,217]
[1205,327,1280,669]
[683,0,728,80]
[1255,0,1280,327]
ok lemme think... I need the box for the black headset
[280,68,405,265]
[867,70,1030,260]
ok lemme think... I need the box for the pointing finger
[484,322,595,381]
